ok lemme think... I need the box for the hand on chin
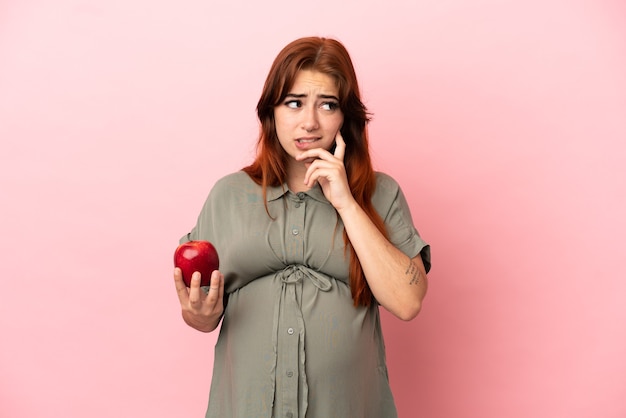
[300,156,317,165]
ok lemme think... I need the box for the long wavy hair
[242,37,387,306]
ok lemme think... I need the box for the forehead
[289,69,339,94]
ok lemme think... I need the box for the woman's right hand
[174,268,225,332]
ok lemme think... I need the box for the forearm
[337,200,428,320]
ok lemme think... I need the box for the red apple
[174,240,219,287]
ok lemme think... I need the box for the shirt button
[295,202,301,208]
[286,412,293,418]
[297,192,306,199]
[286,370,293,377]
[292,229,299,235]
[287,327,294,335]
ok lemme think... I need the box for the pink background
[1,0,625,417]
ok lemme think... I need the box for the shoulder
[371,172,410,219]
[373,172,402,201]
[207,170,264,205]
[374,172,401,190]
[215,170,254,185]
[211,171,257,194]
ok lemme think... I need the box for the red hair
[243,37,387,306]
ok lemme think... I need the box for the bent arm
[337,201,428,321]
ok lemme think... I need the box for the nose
[301,105,319,132]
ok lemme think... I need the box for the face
[274,69,344,168]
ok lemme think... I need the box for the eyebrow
[285,93,340,101]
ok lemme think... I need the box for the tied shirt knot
[277,264,333,291]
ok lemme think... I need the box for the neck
[286,160,309,193]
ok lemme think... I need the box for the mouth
[296,137,320,144]
[295,137,321,149]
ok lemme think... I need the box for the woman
[174,36,431,418]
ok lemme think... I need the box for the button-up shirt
[182,170,430,418]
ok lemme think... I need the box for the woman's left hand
[296,131,355,210]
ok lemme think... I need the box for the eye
[284,100,302,109]
[320,101,339,111]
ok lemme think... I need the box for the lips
[295,137,320,149]
[296,137,320,143]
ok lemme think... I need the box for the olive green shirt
[181,170,431,418]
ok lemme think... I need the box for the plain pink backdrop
[1,0,625,417]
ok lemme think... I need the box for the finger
[205,270,224,308]
[188,271,203,305]
[306,167,334,188]
[296,147,327,163]
[207,270,221,294]
[304,159,340,187]
[216,271,225,303]
[333,130,346,161]
[303,159,328,187]
[173,268,190,303]
[302,158,317,186]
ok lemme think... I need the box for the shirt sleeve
[374,173,431,273]
[178,176,227,245]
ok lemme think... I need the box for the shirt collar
[266,182,330,205]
